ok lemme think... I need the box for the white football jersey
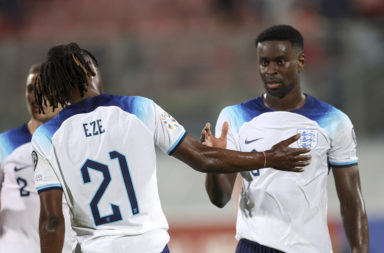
[0,124,74,253]
[32,94,186,253]
[215,94,358,253]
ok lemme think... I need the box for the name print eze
[83,119,106,137]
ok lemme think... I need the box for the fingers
[200,130,207,143]
[205,122,212,136]
[200,122,211,143]
[220,121,229,139]
[289,167,304,172]
[293,155,312,162]
[294,161,311,167]
[291,148,311,155]
[278,133,301,146]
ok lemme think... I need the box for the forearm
[340,197,369,252]
[205,173,237,207]
[173,136,265,173]
[39,214,65,253]
[173,134,308,174]
[333,166,369,253]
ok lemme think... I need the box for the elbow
[205,174,233,208]
[206,187,231,208]
[210,196,230,208]
[40,215,62,233]
[198,157,223,173]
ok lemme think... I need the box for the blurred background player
[0,64,73,252]
[32,42,311,253]
[202,25,369,253]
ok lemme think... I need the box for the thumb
[220,121,229,139]
[205,122,212,136]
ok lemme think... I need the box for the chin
[266,89,287,99]
[34,115,50,123]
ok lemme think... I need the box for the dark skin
[38,59,312,253]
[333,165,369,252]
[39,189,64,253]
[204,40,369,252]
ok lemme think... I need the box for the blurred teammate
[31,42,311,253]
[0,64,73,252]
[203,25,369,253]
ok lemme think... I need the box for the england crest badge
[297,129,318,149]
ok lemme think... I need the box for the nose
[266,62,278,74]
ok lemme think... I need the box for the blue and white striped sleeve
[215,106,240,152]
[328,111,358,168]
[32,128,62,193]
[152,102,186,155]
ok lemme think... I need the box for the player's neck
[27,118,43,135]
[263,90,306,111]
[70,86,101,105]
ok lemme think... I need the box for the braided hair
[35,42,98,113]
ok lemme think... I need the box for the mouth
[265,80,282,89]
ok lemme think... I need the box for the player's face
[257,40,304,98]
[25,73,58,122]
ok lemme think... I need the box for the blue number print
[110,151,139,215]
[81,160,122,225]
[80,151,139,226]
[16,177,30,197]
[250,149,260,176]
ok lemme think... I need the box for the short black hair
[35,42,98,113]
[255,25,304,51]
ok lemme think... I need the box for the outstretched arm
[39,189,65,253]
[332,165,369,253]
[172,133,310,174]
[172,118,311,175]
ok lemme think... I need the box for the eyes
[260,58,286,67]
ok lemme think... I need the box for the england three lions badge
[297,129,318,149]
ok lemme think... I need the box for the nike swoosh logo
[244,137,263,144]
[14,166,29,172]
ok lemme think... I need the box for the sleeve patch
[160,112,180,130]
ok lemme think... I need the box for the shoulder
[0,123,31,159]
[217,96,267,134]
[95,94,158,127]
[0,123,31,146]
[97,94,155,114]
[52,95,155,124]
[219,96,266,122]
[114,96,157,124]
[32,122,55,147]
[309,95,351,123]
[304,95,353,137]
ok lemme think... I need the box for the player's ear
[297,53,305,72]
[86,61,97,77]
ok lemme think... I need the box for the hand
[266,134,311,172]
[200,122,228,149]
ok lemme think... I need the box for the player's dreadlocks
[34,42,98,113]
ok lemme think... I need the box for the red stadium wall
[168,220,343,253]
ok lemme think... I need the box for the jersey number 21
[80,151,139,226]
